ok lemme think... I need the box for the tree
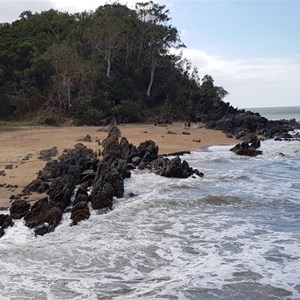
[43,44,83,113]
[89,4,130,78]
[135,1,184,97]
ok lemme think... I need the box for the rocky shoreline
[0,126,202,238]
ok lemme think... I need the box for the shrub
[33,113,59,126]
[112,99,141,123]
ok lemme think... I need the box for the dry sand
[0,123,237,209]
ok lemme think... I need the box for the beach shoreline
[0,123,237,209]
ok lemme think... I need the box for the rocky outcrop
[38,147,58,161]
[24,197,63,236]
[10,199,30,219]
[0,214,14,229]
[48,174,77,210]
[230,141,262,157]
[90,126,127,210]
[7,126,204,237]
[206,110,300,139]
[23,179,49,194]
[150,156,203,178]
[70,201,90,226]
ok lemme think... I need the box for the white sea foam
[0,139,299,299]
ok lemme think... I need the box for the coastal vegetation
[0,2,230,125]
[0,1,299,138]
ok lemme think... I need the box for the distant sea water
[0,111,299,299]
[248,106,300,122]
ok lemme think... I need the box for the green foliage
[0,2,231,125]
[70,98,104,125]
[32,113,60,126]
[0,120,9,126]
[112,99,141,122]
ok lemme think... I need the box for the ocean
[0,109,299,299]
[248,106,300,122]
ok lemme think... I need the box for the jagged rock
[150,156,200,178]
[70,201,90,226]
[10,199,30,219]
[230,142,262,157]
[119,137,131,160]
[167,130,176,135]
[102,126,121,147]
[23,179,50,194]
[0,214,14,229]
[38,147,58,161]
[34,223,52,236]
[207,110,300,139]
[78,135,92,142]
[250,139,261,149]
[0,228,4,238]
[36,143,95,182]
[131,156,141,166]
[48,174,76,210]
[136,140,158,165]
[24,198,63,235]
[75,182,89,198]
[90,182,114,209]
[73,193,88,206]
[5,164,13,169]
[91,160,124,208]
[182,131,191,135]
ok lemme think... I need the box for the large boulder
[38,147,58,161]
[150,156,201,178]
[48,174,77,210]
[23,179,50,194]
[70,201,90,226]
[136,140,158,165]
[24,197,63,235]
[230,142,262,157]
[0,214,14,229]
[10,199,30,219]
[90,182,115,209]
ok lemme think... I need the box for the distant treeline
[0,1,235,125]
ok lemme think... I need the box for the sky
[0,0,299,108]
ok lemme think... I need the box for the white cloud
[180,48,300,108]
[52,0,151,12]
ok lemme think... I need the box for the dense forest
[0,1,236,125]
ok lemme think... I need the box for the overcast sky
[0,0,299,108]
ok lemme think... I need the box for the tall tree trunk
[67,83,71,109]
[106,48,111,78]
[147,60,156,97]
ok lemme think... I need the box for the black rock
[48,174,77,210]
[70,201,90,226]
[230,142,262,157]
[150,156,200,178]
[24,198,63,234]
[38,147,58,161]
[10,199,30,219]
[0,214,14,229]
[23,179,50,194]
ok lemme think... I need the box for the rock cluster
[206,111,300,140]
[230,136,262,157]
[1,126,203,238]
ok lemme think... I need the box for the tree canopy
[0,1,232,124]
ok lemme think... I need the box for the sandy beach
[0,123,236,209]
